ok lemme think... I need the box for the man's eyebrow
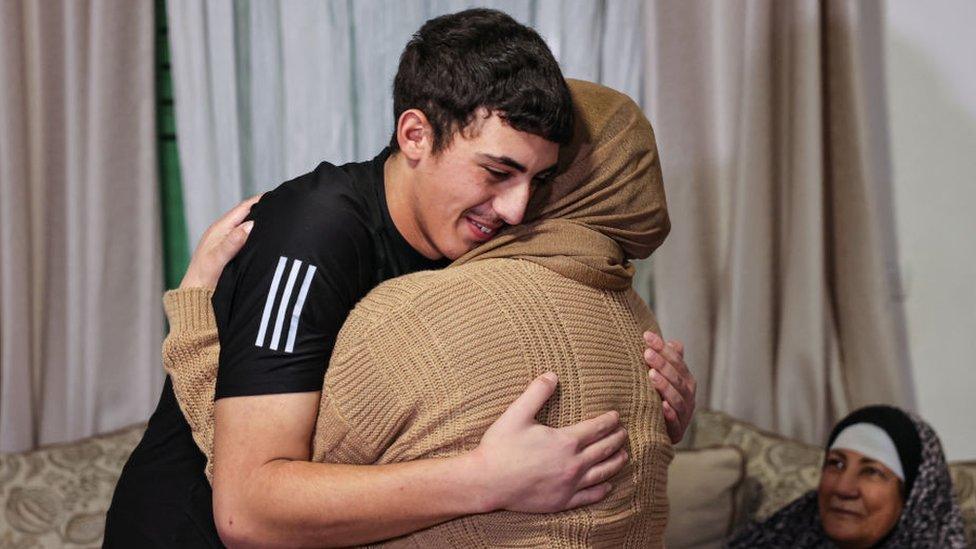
[479,153,557,177]
[479,153,528,173]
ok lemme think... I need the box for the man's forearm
[215,451,493,548]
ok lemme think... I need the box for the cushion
[690,409,823,520]
[949,460,976,545]
[0,423,144,548]
[665,445,746,549]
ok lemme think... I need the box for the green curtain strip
[156,0,190,289]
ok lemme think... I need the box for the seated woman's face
[817,448,904,549]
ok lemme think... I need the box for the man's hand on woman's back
[471,371,628,513]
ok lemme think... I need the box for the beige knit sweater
[163,79,673,547]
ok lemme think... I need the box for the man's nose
[493,178,532,226]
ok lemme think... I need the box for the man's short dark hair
[390,8,574,152]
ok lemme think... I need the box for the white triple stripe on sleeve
[285,265,316,353]
[269,259,303,350]
[255,256,317,353]
[255,257,288,348]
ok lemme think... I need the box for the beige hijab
[453,78,670,290]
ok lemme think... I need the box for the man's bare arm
[212,376,625,548]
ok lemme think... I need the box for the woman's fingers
[220,194,262,230]
[643,331,696,444]
[215,220,253,266]
[180,196,262,289]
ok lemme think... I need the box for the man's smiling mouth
[471,219,493,234]
[465,215,502,240]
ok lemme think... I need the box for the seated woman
[728,405,966,548]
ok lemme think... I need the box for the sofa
[2,410,973,548]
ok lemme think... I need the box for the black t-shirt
[212,149,443,398]
[105,149,446,547]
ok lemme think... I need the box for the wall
[884,0,976,460]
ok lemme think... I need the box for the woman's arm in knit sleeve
[159,194,260,481]
[161,287,220,480]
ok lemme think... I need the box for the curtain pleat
[0,0,162,451]
[166,0,243,248]
[644,0,913,444]
[823,0,913,414]
[0,0,37,452]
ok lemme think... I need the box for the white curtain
[168,0,914,445]
[0,0,162,451]
[167,0,646,247]
[644,0,914,444]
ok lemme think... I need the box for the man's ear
[395,109,432,161]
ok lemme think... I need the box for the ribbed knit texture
[161,287,218,481]
[315,259,672,548]
[162,79,674,546]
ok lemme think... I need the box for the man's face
[817,448,904,548]
[409,112,559,260]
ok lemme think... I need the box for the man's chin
[447,244,476,260]
[436,240,468,261]
[443,234,490,260]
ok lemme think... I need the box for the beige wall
[884,0,976,460]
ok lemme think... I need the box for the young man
[106,9,695,547]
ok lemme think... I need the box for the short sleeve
[212,167,377,399]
